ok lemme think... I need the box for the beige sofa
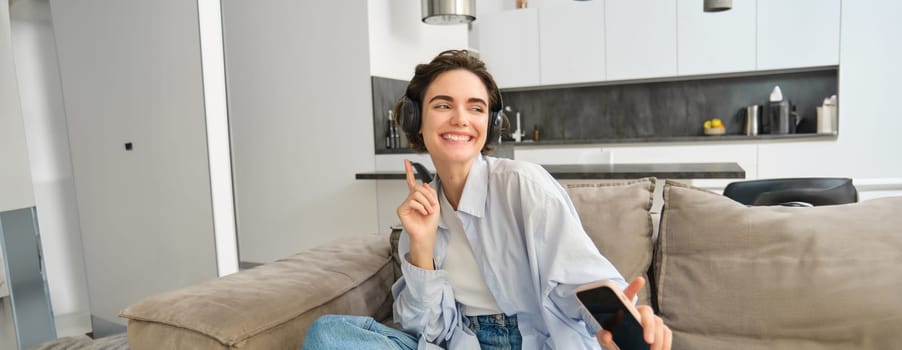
[120,179,902,349]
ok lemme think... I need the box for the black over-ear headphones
[397,91,504,146]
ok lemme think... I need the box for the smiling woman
[304,50,672,350]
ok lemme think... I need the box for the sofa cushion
[656,181,902,349]
[565,178,656,306]
[120,233,394,349]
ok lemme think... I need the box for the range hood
[421,0,475,25]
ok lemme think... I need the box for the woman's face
[420,69,490,166]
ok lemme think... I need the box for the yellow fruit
[703,120,712,129]
[711,118,723,128]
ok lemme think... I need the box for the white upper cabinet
[677,0,757,76]
[475,0,843,87]
[605,0,677,80]
[757,0,840,70]
[538,1,605,85]
[476,9,541,88]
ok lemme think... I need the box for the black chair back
[723,178,858,206]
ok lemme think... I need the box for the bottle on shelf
[386,110,395,149]
[390,110,402,149]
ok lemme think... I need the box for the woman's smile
[440,132,475,143]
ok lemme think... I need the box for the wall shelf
[375,133,837,155]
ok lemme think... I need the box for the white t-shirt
[439,190,503,316]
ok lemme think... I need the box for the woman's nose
[449,107,470,126]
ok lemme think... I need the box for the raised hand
[597,277,673,350]
[396,159,440,270]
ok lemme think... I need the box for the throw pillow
[565,178,656,306]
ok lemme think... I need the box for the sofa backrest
[388,178,902,349]
[657,181,902,349]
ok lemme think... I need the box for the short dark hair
[394,50,504,155]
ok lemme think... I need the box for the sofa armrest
[120,233,395,350]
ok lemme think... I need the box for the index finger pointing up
[404,159,417,191]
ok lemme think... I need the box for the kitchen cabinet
[538,1,605,85]
[677,0,757,76]
[605,0,677,81]
[476,9,541,88]
[757,0,841,70]
[477,0,842,86]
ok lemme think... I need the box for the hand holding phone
[575,280,650,350]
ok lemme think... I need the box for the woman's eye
[435,104,451,109]
[471,106,484,113]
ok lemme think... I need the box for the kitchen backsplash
[371,68,838,153]
[372,76,409,152]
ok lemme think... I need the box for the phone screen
[577,286,649,350]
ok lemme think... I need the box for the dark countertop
[356,162,745,180]
[376,133,837,154]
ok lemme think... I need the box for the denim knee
[305,315,346,342]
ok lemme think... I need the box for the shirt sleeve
[391,230,460,347]
[519,175,628,349]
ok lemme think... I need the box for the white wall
[757,0,902,183]
[367,0,469,80]
[49,0,218,330]
[9,0,91,337]
[0,1,35,213]
[222,0,379,263]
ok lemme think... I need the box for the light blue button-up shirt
[392,155,627,349]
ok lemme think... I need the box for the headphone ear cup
[486,91,504,145]
[486,110,502,145]
[398,96,421,136]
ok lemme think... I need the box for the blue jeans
[303,314,522,349]
[465,314,523,350]
[303,315,417,350]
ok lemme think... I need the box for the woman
[304,50,671,350]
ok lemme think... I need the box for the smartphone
[575,280,649,350]
[410,161,433,184]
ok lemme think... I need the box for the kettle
[765,86,800,134]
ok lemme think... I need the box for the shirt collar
[457,154,488,218]
[434,154,489,225]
